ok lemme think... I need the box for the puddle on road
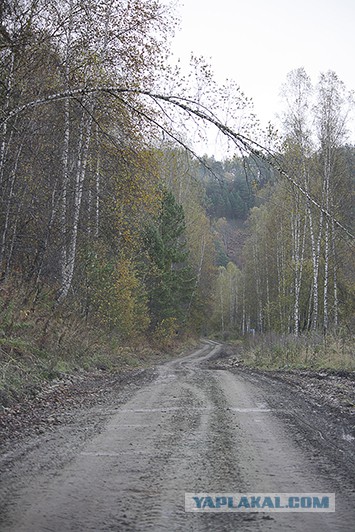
[342,432,355,442]
[230,408,271,413]
[110,406,273,414]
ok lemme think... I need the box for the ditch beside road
[0,340,354,531]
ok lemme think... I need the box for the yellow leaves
[154,317,178,346]
[104,148,163,248]
[90,254,150,339]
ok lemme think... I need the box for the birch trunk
[60,95,70,280]
[59,2,73,284]
[0,142,23,270]
[253,240,263,333]
[219,275,225,335]
[265,261,271,331]
[187,233,206,317]
[323,148,331,333]
[276,227,286,333]
[323,217,330,332]
[276,243,283,332]
[242,285,246,336]
[291,199,307,336]
[307,197,324,331]
[95,124,100,238]
[331,217,338,329]
[0,52,15,188]
[57,106,94,302]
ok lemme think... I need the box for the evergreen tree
[144,190,195,329]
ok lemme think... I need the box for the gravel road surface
[0,340,354,531]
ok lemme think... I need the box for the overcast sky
[168,0,355,153]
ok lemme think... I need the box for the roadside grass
[238,332,355,371]
[0,282,196,407]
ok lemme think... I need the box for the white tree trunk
[0,142,23,270]
[0,52,14,188]
[253,240,263,333]
[276,228,286,333]
[57,106,94,302]
[323,150,331,333]
[95,125,100,238]
[292,198,307,336]
[219,275,225,335]
[60,95,70,281]
[242,285,246,335]
[59,1,73,286]
[307,201,323,331]
[331,217,338,329]
[187,233,206,317]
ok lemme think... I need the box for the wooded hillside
[0,2,354,399]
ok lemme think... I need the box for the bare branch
[2,84,354,240]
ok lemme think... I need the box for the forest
[0,0,354,399]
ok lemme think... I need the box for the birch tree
[315,71,350,332]
[281,68,314,334]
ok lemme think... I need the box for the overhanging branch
[2,85,354,240]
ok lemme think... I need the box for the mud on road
[0,341,354,531]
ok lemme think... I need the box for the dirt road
[0,341,354,531]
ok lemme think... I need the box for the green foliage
[201,160,255,220]
[0,279,182,406]
[153,317,178,346]
[210,261,243,338]
[215,240,229,267]
[143,190,195,328]
[79,245,150,339]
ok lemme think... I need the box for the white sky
[168,0,355,154]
